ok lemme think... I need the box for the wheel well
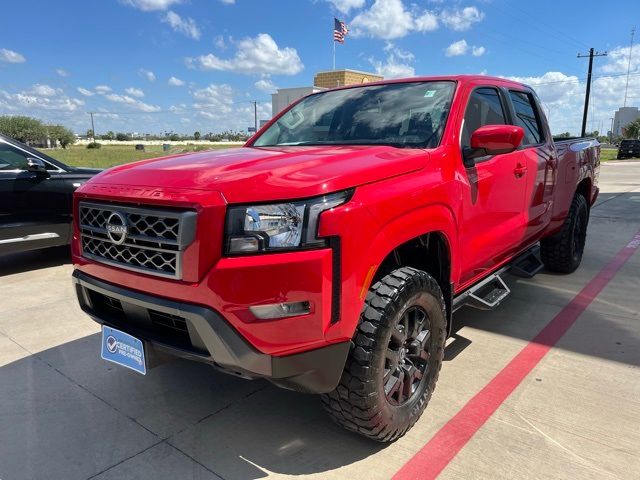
[576,178,591,205]
[372,232,452,324]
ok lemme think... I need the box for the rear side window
[509,91,544,145]
[0,142,29,171]
[461,87,507,149]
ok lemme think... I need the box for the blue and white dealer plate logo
[101,326,146,375]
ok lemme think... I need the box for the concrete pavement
[1,161,639,480]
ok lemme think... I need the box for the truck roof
[319,75,530,93]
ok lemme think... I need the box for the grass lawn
[600,148,619,162]
[39,144,241,168]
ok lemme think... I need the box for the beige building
[314,69,383,89]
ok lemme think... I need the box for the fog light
[250,301,311,319]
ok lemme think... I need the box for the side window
[509,90,544,145]
[0,143,29,171]
[461,88,507,149]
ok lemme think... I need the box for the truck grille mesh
[79,202,196,279]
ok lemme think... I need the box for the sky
[0,0,638,136]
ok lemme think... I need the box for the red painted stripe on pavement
[394,230,640,480]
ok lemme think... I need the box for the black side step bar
[453,268,510,312]
[509,245,544,278]
[452,245,544,312]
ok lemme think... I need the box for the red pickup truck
[72,75,599,442]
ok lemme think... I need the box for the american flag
[333,18,348,43]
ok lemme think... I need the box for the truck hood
[86,146,428,203]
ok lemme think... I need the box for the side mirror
[27,157,49,175]
[463,125,525,167]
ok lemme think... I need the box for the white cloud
[440,7,484,31]
[369,43,415,78]
[0,48,26,63]
[191,84,235,120]
[139,68,156,82]
[187,34,303,75]
[254,77,277,93]
[105,93,161,112]
[219,0,235,4]
[601,44,640,74]
[325,0,365,14]
[30,84,60,97]
[77,87,94,96]
[120,0,182,11]
[95,85,112,94]
[168,76,185,86]
[445,39,485,57]
[350,0,438,40]
[214,35,227,49]
[0,84,84,113]
[505,60,640,136]
[162,11,201,40]
[445,39,468,56]
[56,68,69,77]
[125,87,145,97]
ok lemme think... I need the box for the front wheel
[321,267,446,442]
[541,193,589,273]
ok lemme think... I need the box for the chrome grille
[79,202,196,279]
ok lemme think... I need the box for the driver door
[457,86,529,286]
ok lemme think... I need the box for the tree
[0,115,47,143]
[101,131,115,140]
[169,133,180,141]
[86,129,94,139]
[194,131,201,141]
[623,119,640,139]
[47,125,75,149]
[115,132,130,141]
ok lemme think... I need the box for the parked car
[617,139,640,159]
[0,133,100,255]
[72,75,599,442]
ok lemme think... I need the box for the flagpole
[333,40,336,70]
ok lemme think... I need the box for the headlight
[225,190,352,254]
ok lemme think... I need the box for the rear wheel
[321,267,446,442]
[541,193,589,273]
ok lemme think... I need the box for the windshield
[253,81,455,149]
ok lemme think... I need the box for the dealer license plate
[101,326,146,375]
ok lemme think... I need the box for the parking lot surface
[1,161,639,480]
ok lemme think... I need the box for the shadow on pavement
[0,333,385,480]
[0,245,71,277]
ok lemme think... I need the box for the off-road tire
[321,267,446,442]
[541,193,589,273]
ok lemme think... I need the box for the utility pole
[624,27,635,107]
[577,48,607,137]
[252,101,258,133]
[88,112,96,142]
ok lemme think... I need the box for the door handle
[514,163,527,178]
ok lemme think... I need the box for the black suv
[0,134,100,255]
[617,139,640,159]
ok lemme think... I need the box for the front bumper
[73,270,350,394]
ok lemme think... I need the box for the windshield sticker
[424,90,436,98]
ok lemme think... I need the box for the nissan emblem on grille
[105,212,129,245]
[79,202,197,280]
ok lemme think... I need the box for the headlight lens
[225,190,352,254]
